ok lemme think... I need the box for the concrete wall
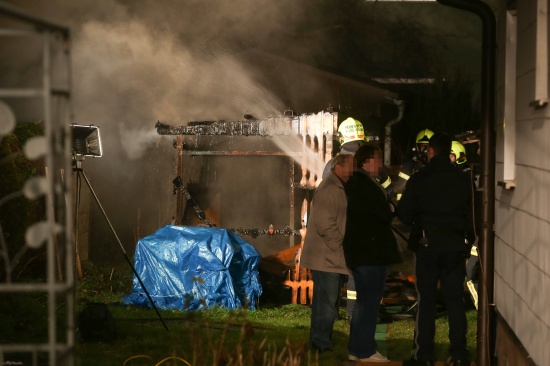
[495,1,550,365]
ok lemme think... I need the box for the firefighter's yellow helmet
[451,140,467,165]
[415,128,434,146]
[338,117,365,145]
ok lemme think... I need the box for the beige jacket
[300,171,349,275]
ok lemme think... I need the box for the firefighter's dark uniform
[459,162,480,309]
[378,165,395,203]
[395,155,427,201]
[397,154,475,364]
[465,243,479,309]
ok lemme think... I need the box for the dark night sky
[1,0,492,121]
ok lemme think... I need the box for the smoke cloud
[1,0,308,258]
[73,17,284,160]
[4,0,289,155]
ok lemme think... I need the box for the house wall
[495,1,550,365]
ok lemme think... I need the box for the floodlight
[71,124,102,157]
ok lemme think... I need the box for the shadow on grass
[75,302,352,366]
[387,307,478,363]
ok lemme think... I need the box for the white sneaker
[348,351,390,363]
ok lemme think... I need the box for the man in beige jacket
[300,153,354,352]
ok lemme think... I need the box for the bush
[0,121,46,282]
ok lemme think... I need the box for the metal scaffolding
[0,2,74,365]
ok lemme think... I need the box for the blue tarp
[122,225,262,311]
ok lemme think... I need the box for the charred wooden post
[175,135,184,225]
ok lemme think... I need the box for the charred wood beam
[155,119,294,137]
[181,151,302,156]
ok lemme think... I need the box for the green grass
[386,309,478,362]
[76,303,351,366]
[2,261,478,365]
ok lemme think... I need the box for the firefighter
[322,117,366,176]
[395,128,434,201]
[324,117,393,194]
[397,132,475,365]
[451,140,480,310]
[452,139,481,187]
[450,140,468,167]
[322,117,394,320]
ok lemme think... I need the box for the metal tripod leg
[76,168,169,331]
[74,170,83,280]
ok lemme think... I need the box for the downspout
[436,1,496,366]
[384,99,404,167]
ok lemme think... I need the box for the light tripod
[73,157,168,330]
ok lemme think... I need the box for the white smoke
[72,19,283,160]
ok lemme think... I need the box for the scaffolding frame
[0,2,74,365]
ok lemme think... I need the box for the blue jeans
[309,270,345,350]
[348,265,388,358]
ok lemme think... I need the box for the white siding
[495,0,550,365]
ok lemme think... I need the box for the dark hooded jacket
[343,169,402,269]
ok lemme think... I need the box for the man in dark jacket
[397,133,475,366]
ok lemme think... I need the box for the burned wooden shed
[154,56,402,304]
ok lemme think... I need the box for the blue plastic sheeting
[122,225,262,311]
